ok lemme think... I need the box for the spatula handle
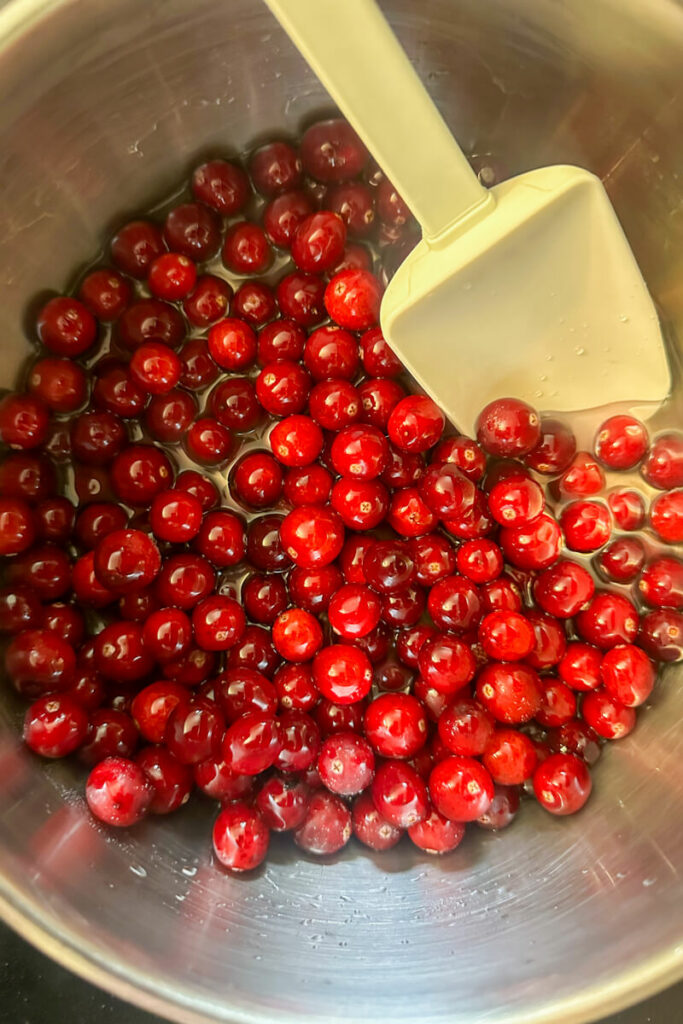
[263,0,493,244]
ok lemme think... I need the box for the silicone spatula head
[264,0,671,436]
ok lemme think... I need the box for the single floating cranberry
[324,268,382,331]
[79,268,131,321]
[594,414,648,470]
[312,644,373,705]
[575,592,639,649]
[561,500,612,553]
[36,296,97,357]
[558,642,603,692]
[483,728,538,786]
[192,159,250,214]
[639,556,683,609]
[650,489,683,543]
[476,397,541,458]
[164,202,221,262]
[638,609,683,662]
[597,537,646,584]
[641,432,683,489]
[263,190,314,247]
[300,119,368,183]
[292,211,346,274]
[85,756,153,827]
[280,504,345,569]
[475,662,542,724]
[533,753,592,815]
[600,644,655,707]
[222,222,272,275]
[608,488,646,531]
[559,452,605,498]
[429,755,494,822]
[24,694,88,759]
[255,775,310,831]
[476,784,520,830]
[93,529,161,593]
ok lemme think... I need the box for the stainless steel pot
[1,1,683,1022]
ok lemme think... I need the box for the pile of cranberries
[0,117,681,872]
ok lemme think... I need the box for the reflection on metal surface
[0,1,682,1023]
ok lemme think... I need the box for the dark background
[0,921,680,1024]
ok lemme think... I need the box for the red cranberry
[209,377,262,433]
[352,790,402,850]
[418,634,476,696]
[177,341,219,394]
[78,709,138,765]
[452,540,501,586]
[294,790,352,854]
[231,452,283,509]
[192,159,250,214]
[386,487,436,537]
[154,553,215,610]
[165,698,224,765]
[327,181,375,237]
[314,697,366,738]
[136,747,193,814]
[559,452,606,498]
[548,719,602,766]
[23,694,88,758]
[476,398,540,457]
[396,624,437,669]
[488,477,544,529]
[429,755,494,822]
[257,322,306,368]
[274,710,321,773]
[263,190,314,247]
[608,488,646,531]
[144,608,193,663]
[371,760,429,828]
[561,500,611,553]
[118,298,185,350]
[131,681,190,743]
[330,478,389,530]
[79,268,131,320]
[357,378,404,431]
[427,575,482,632]
[533,753,591,815]
[40,602,84,646]
[93,529,160,593]
[303,327,359,385]
[483,728,537,785]
[476,784,520,830]
[215,668,277,724]
[164,202,221,261]
[226,625,280,678]
[72,552,117,608]
[269,415,322,469]
[222,711,280,775]
[150,491,202,546]
[0,497,35,555]
[594,414,648,470]
[638,609,683,662]
[292,211,346,273]
[232,280,277,326]
[255,775,310,831]
[111,445,172,504]
[575,592,639,649]
[383,396,445,455]
[147,252,197,301]
[36,296,97,356]
[86,756,152,827]
[174,470,219,512]
[192,595,246,651]
[524,609,567,670]
[212,802,269,871]
[186,418,234,466]
[129,341,182,394]
[558,642,603,692]
[364,693,427,758]
[0,585,42,634]
[533,560,594,618]
[182,274,232,328]
[478,611,534,661]
[597,537,646,583]
[5,543,71,599]
[376,177,412,227]
[288,564,343,613]
[206,318,256,373]
[312,644,372,705]
[92,362,146,419]
[535,678,577,727]
[380,584,425,628]
[639,556,683,608]
[651,489,683,543]
[280,504,344,568]
[242,574,288,625]
[28,357,87,414]
[475,662,542,724]
[74,502,126,548]
[500,513,562,571]
[283,464,333,506]
[301,119,367,182]
[111,220,165,278]
[247,514,291,572]
[273,663,319,712]
[249,140,302,195]
[94,621,154,682]
[582,690,637,739]
[222,222,272,275]
[194,755,254,802]
[33,496,75,543]
[0,393,49,450]
[324,269,382,331]
[327,584,381,641]
[641,433,683,489]
[70,410,126,465]
[276,272,326,327]
[407,807,465,854]
[600,644,655,707]
[524,417,576,474]
[272,608,323,662]
[257,359,312,416]
[0,452,57,502]
[437,698,494,757]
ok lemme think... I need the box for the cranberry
[500,513,562,571]
[489,478,544,530]
[268,415,322,469]
[308,381,360,434]
[226,625,280,678]
[304,329,359,386]
[230,452,282,509]
[274,664,319,712]
[325,584,380,640]
[314,697,366,738]
[288,564,342,614]
[145,607,194,662]
[600,644,655,707]
[111,445,172,504]
[23,694,88,759]
[164,697,224,765]
[427,575,482,632]
[651,489,683,543]
[0,585,42,634]
[350,793,401,851]
[524,417,576,474]
[548,720,602,765]
[417,634,476,696]
[608,489,646,531]
[257,359,312,416]
[324,269,382,331]
[215,668,277,724]
[559,452,606,498]
[326,181,375,237]
[283,464,333,507]
[221,712,280,775]
[263,190,314,247]
[558,642,603,692]
[40,602,84,646]
[280,504,344,568]
[276,272,326,327]
[176,342,218,395]
[396,624,437,669]
[195,755,254,802]
[582,690,637,739]
[301,119,367,182]
[5,544,70,601]
[386,487,436,538]
[329,478,388,530]
[0,497,35,555]
[191,595,246,651]
[135,746,192,814]
[357,379,403,431]
[86,756,152,827]
[371,760,429,828]
[79,268,131,320]
[482,728,537,786]
[476,785,520,830]
[561,500,611,553]
[0,452,57,502]
[164,202,221,261]
[575,592,638,649]
[294,790,352,854]
[248,140,301,195]
[442,490,496,540]
[533,752,592,815]
[429,755,494,822]
[274,710,321,772]
[533,560,594,618]
[597,537,646,583]
[146,251,196,301]
[93,529,160,593]
[28,357,87,414]
[174,470,219,512]
[639,556,683,609]
[233,280,277,326]
[36,296,97,357]
[118,298,185,350]
[291,211,346,274]
[207,380,260,435]
[364,693,427,758]
[255,776,310,831]
[92,362,146,419]
[72,552,117,608]
[534,678,577,727]
[524,610,567,670]
[240,574,287,626]
[312,644,372,705]
[79,709,138,765]
[111,220,165,278]
[246,514,290,572]
[222,222,272,275]
[641,433,683,489]
[475,398,540,457]
[270,607,321,662]
[0,393,49,450]
[192,158,250,214]
[437,698,494,757]
[74,503,125,549]
[475,662,542,724]
[594,414,648,470]
[33,496,75,543]
[213,802,269,871]
[129,341,182,395]
[131,680,190,743]
[186,418,234,466]
[639,609,683,662]
[479,611,534,661]
[94,620,154,682]
[154,553,216,609]
[380,584,425,628]
[403,535,453,589]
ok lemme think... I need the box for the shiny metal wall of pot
[0,1,682,1022]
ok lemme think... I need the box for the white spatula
[264,0,671,436]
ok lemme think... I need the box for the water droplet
[643,877,656,887]
[539,374,548,382]
[130,865,147,878]
[619,314,630,323]
[574,346,586,356]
